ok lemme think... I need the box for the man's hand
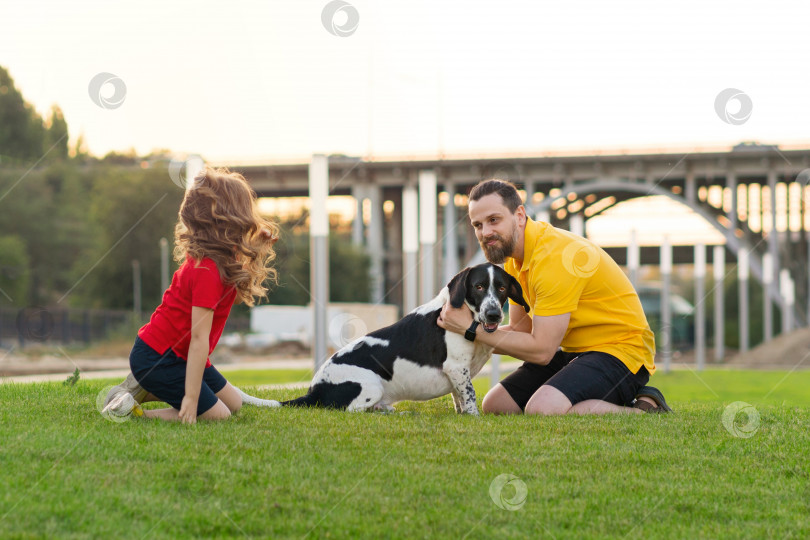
[179,395,198,424]
[437,302,474,335]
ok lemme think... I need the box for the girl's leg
[144,398,232,421]
[143,407,181,421]
[214,382,243,414]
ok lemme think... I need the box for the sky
[2,0,809,163]
[2,0,809,246]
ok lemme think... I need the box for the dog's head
[447,263,530,333]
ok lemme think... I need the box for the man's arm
[438,303,569,365]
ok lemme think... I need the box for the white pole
[738,248,749,353]
[660,236,672,372]
[714,246,725,362]
[569,213,584,237]
[402,186,419,313]
[159,238,169,294]
[309,154,329,370]
[781,269,794,334]
[443,184,459,284]
[763,253,773,341]
[419,170,438,305]
[628,229,640,289]
[694,244,706,371]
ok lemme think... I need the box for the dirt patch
[726,327,810,369]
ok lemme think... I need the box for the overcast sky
[2,0,809,164]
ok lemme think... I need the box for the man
[437,179,671,415]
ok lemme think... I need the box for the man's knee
[524,385,572,416]
[482,384,522,415]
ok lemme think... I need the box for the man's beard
[480,227,518,264]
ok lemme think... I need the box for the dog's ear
[447,267,471,308]
[506,273,531,313]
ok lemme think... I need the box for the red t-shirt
[138,256,237,368]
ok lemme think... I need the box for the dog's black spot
[331,310,448,380]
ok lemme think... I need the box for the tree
[67,165,185,309]
[0,235,29,307]
[0,66,46,162]
[44,105,69,160]
[263,214,372,306]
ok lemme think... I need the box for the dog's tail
[279,392,321,407]
[279,381,362,409]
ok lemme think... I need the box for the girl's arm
[179,306,214,424]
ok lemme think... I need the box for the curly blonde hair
[173,167,279,307]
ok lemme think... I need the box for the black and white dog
[263,263,530,415]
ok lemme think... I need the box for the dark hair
[468,179,523,213]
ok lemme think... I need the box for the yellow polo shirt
[505,218,656,375]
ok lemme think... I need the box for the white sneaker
[101,392,143,418]
[103,372,148,409]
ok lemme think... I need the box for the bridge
[227,144,810,341]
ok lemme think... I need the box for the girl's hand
[179,395,198,424]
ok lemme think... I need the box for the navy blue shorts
[129,337,228,416]
[499,350,650,410]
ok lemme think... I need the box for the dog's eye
[498,286,506,292]
[476,285,484,290]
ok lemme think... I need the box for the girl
[103,167,279,423]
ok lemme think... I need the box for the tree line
[0,66,371,314]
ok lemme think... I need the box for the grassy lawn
[1,369,808,539]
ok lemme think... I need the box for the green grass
[1,370,809,539]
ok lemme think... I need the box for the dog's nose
[484,307,502,322]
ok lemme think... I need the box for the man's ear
[447,267,471,308]
[516,205,527,227]
[506,273,530,312]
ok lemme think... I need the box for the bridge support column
[351,184,366,247]
[714,246,725,362]
[660,236,672,372]
[726,171,738,231]
[768,169,780,297]
[685,166,697,205]
[738,248,749,353]
[402,185,419,314]
[763,253,773,341]
[695,244,706,371]
[628,229,639,289]
[367,184,385,304]
[419,170,438,305]
[309,154,329,370]
[781,269,795,334]
[443,183,459,283]
[569,213,584,237]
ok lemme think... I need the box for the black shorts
[499,350,650,410]
[129,337,228,416]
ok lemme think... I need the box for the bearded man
[438,179,671,415]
